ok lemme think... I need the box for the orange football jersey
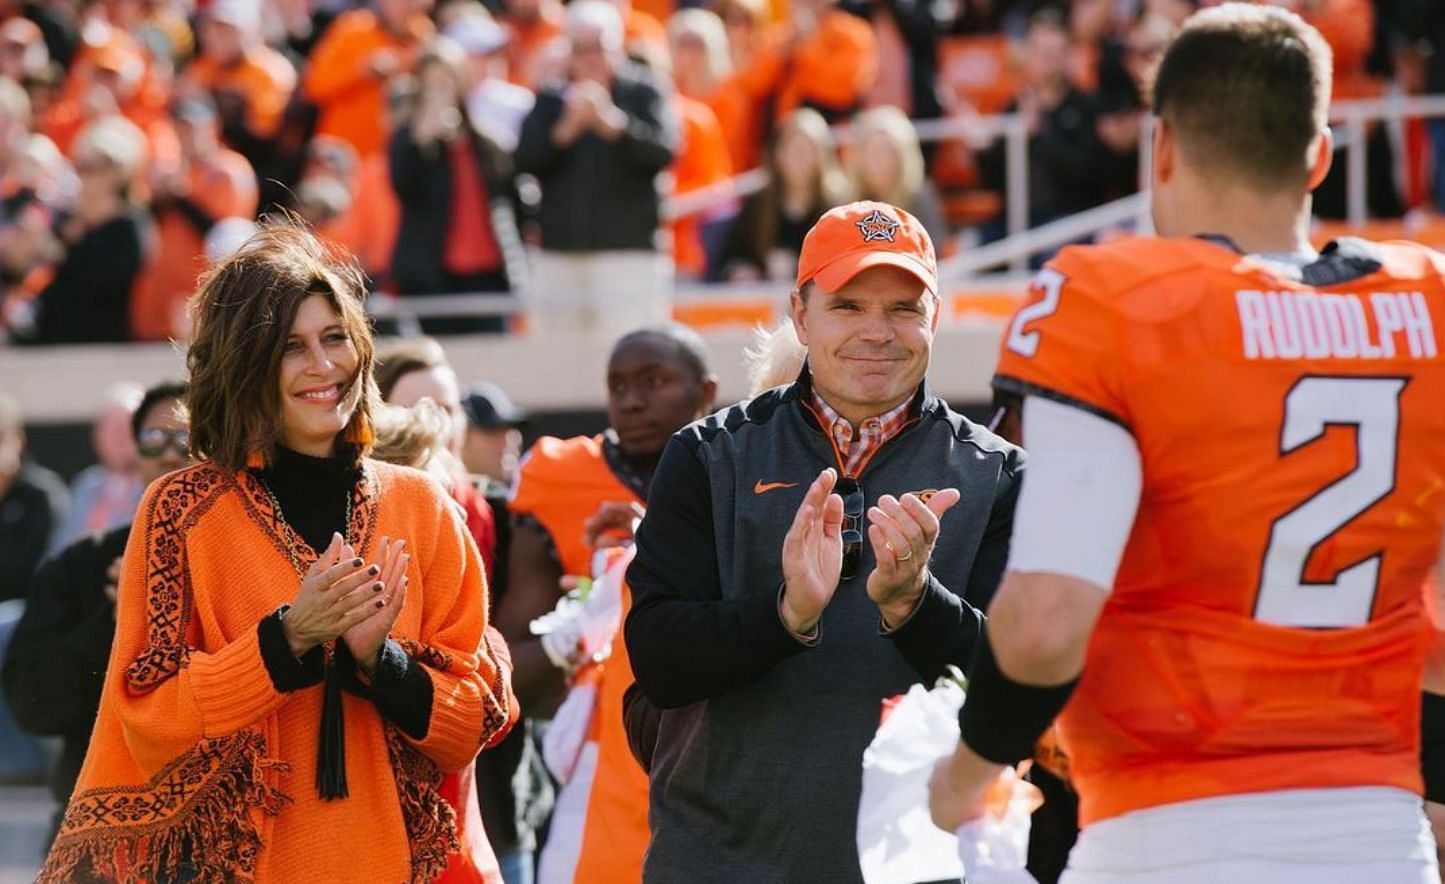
[509,434,644,578]
[994,236,1445,826]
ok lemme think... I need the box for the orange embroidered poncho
[40,460,518,883]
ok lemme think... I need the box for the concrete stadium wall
[1,324,1007,477]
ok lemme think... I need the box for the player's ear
[1152,118,1174,187]
[1305,127,1333,192]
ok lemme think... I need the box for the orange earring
[246,449,267,469]
[344,414,374,446]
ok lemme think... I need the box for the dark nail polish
[352,558,363,568]
[373,582,384,592]
[368,565,380,575]
[375,599,384,608]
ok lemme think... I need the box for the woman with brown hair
[40,219,517,883]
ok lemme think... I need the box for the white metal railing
[365,280,795,326]
[658,113,1034,270]
[938,192,1149,279]
[1331,94,1445,227]
[656,94,1445,281]
[254,92,1445,332]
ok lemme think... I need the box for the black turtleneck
[251,446,359,554]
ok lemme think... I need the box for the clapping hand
[866,490,960,627]
[279,532,386,659]
[779,468,844,635]
[343,537,409,676]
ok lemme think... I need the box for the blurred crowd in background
[0,0,1439,344]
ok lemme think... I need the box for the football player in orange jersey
[930,4,1445,882]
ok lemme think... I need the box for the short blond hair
[669,9,733,86]
[72,115,146,180]
[372,399,451,468]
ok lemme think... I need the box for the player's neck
[1169,176,1314,257]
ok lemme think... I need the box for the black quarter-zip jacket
[624,368,1025,884]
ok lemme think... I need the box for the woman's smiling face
[277,294,360,457]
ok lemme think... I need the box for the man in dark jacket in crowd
[515,0,677,339]
[978,9,1109,231]
[3,381,189,841]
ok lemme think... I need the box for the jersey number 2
[1005,268,1066,358]
[1254,376,1407,628]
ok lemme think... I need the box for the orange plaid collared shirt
[810,392,913,477]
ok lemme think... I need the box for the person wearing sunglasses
[624,201,1024,883]
[2,380,189,847]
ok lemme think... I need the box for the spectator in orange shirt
[670,9,732,105]
[297,134,400,286]
[303,0,436,160]
[613,0,669,65]
[501,0,566,90]
[41,43,179,173]
[183,0,297,167]
[773,0,877,123]
[668,94,731,280]
[56,14,170,128]
[708,0,783,170]
[136,95,257,342]
[670,5,759,177]
[668,11,735,281]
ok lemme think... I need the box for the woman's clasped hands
[280,533,411,675]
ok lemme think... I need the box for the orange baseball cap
[795,201,938,295]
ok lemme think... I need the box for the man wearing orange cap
[623,200,1023,882]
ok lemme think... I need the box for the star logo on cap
[856,209,900,243]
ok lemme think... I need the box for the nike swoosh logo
[754,480,800,494]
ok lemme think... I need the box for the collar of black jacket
[783,361,938,434]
